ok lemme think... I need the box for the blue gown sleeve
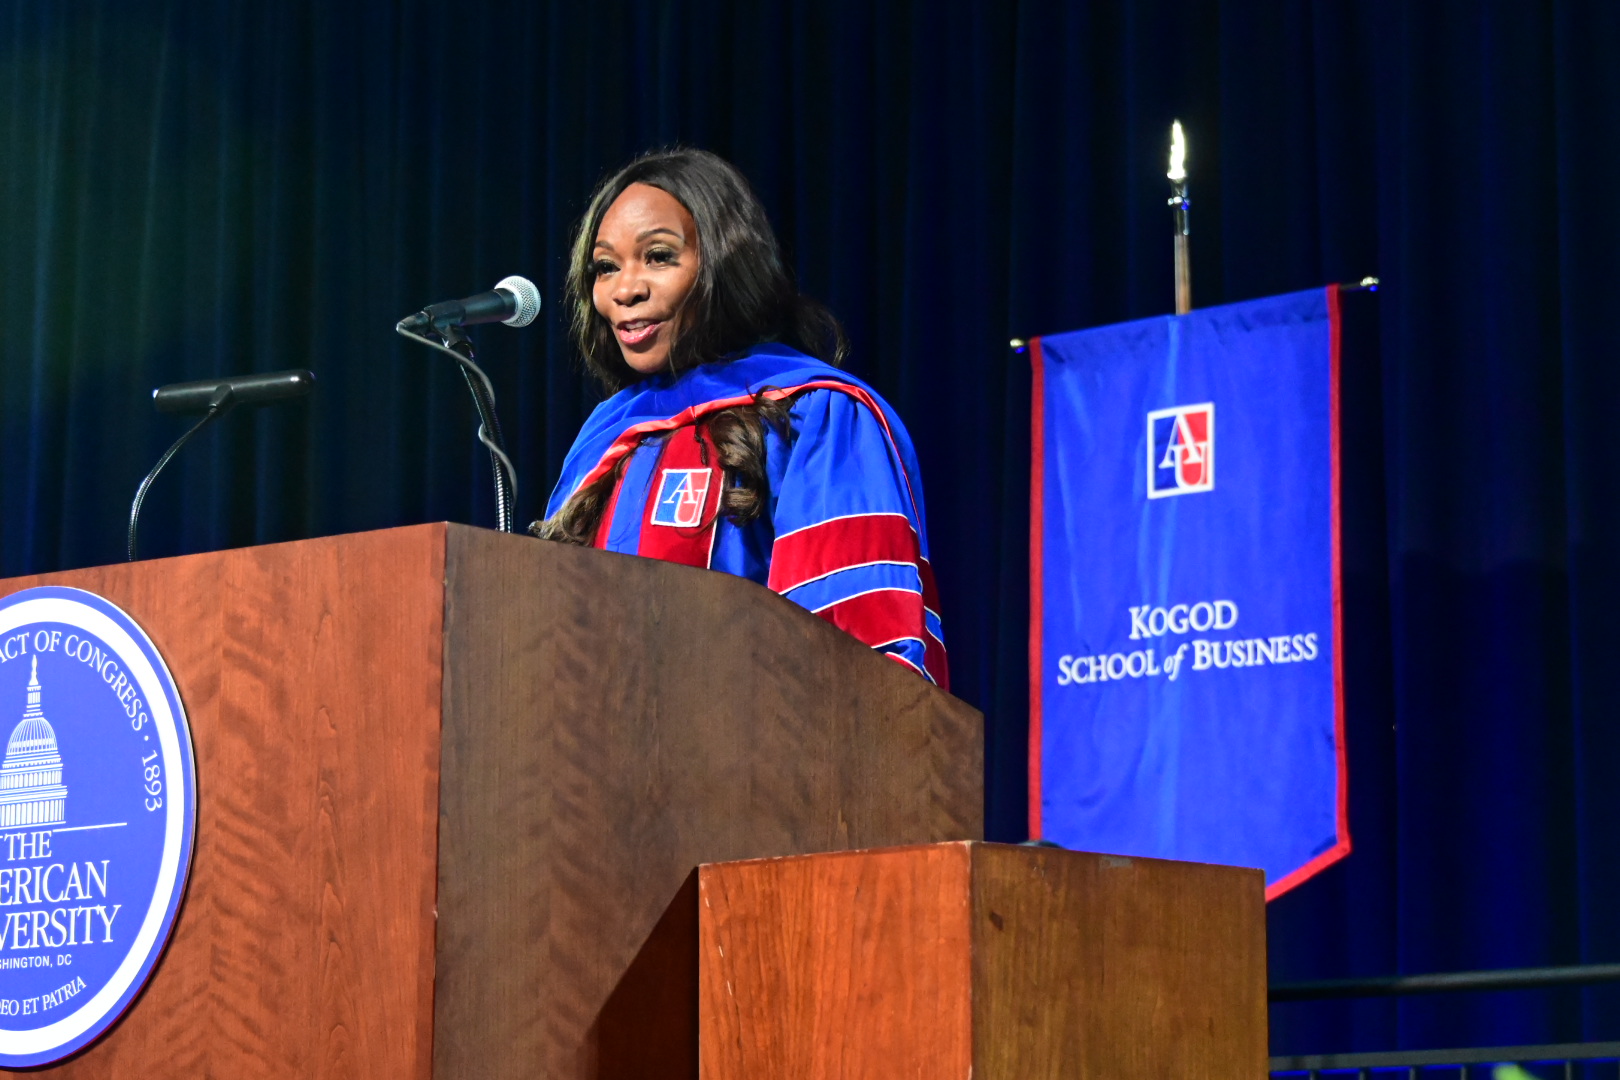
[764,389,947,686]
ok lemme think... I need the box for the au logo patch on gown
[0,587,196,1068]
[651,468,712,528]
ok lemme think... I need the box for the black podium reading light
[395,275,540,535]
[127,369,315,562]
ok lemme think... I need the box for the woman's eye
[647,248,677,265]
[590,259,617,276]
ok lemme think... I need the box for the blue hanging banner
[1030,286,1348,898]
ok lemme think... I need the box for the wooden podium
[697,843,1266,1079]
[0,525,983,1078]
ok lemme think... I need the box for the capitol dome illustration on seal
[0,654,69,828]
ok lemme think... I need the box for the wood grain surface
[970,844,1267,1080]
[431,526,983,1080]
[697,842,1267,1080]
[0,526,447,1079]
[589,872,699,1079]
[699,844,975,1080]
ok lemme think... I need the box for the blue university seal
[0,586,196,1067]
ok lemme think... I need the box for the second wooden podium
[0,524,983,1078]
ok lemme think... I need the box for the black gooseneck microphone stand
[127,386,236,561]
[394,319,518,534]
[127,369,316,561]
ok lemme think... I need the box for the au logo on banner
[0,587,196,1068]
[1147,402,1215,498]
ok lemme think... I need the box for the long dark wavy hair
[533,148,847,545]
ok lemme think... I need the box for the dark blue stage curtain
[1,0,1616,1055]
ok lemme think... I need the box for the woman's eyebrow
[636,227,682,243]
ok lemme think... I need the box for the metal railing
[1272,1042,1620,1078]
[1269,965,1620,1077]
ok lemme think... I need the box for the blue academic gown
[545,344,948,687]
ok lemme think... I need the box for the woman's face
[591,183,701,376]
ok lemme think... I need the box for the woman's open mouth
[617,320,663,346]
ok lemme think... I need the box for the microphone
[130,368,316,561]
[152,369,316,414]
[399,275,541,332]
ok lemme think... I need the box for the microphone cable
[395,321,519,532]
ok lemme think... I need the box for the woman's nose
[612,266,650,305]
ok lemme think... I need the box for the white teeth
[618,320,661,343]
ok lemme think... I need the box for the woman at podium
[532,148,946,688]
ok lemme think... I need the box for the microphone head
[495,275,542,328]
[153,369,315,414]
